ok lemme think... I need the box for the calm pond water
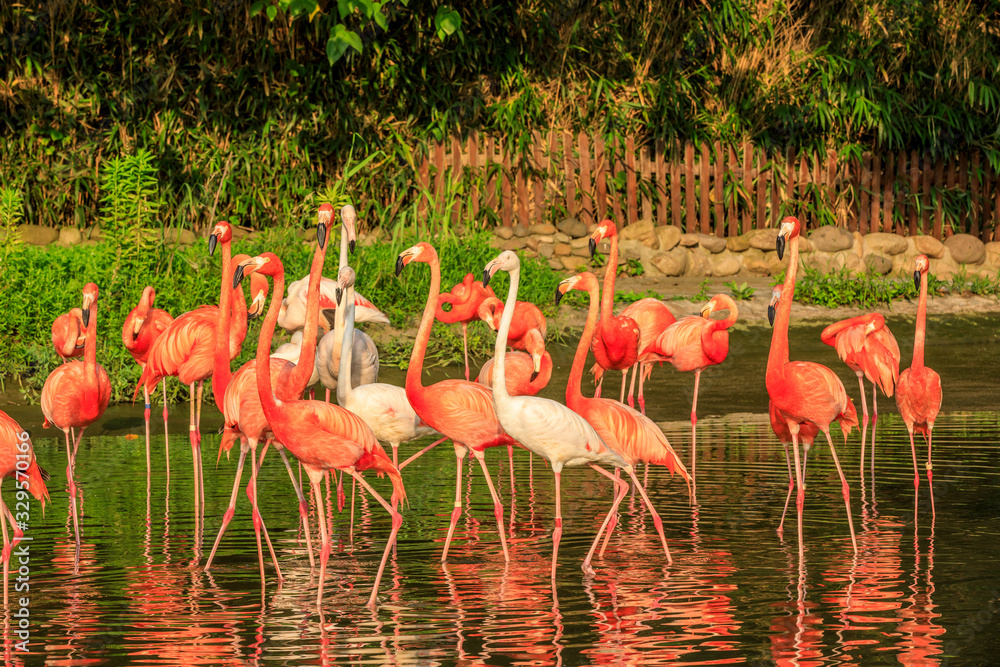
[3,315,1000,665]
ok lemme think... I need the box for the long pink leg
[638,362,649,415]
[391,444,398,470]
[325,388,331,403]
[399,436,449,470]
[583,465,630,575]
[188,383,200,518]
[908,428,920,493]
[204,446,249,570]
[65,429,82,574]
[162,382,170,476]
[143,386,152,475]
[195,381,205,510]
[248,441,283,584]
[870,385,878,481]
[349,471,403,610]
[625,467,673,563]
[551,470,563,580]
[597,468,621,557]
[626,363,638,409]
[856,374,869,480]
[312,479,330,609]
[276,446,315,569]
[461,322,470,381]
[790,429,805,561]
[824,429,858,553]
[336,471,345,512]
[594,373,603,399]
[348,474,356,546]
[926,429,936,518]
[441,447,464,562]
[1,497,15,607]
[473,450,510,563]
[690,369,701,501]
[778,442,794,534]
[619,369,628,404]
[506,444,515,500]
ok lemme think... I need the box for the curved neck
[913,272,927,368]
[339,221,349,271]
[212,239,234,411]
[568,282,601,406]
[289,239,328,394]
[256,270,286,425]
[767,237,799,380]
[600,234,619,326]
[406,257,441,396]
[337,285,356,403]
[492,267,521,406]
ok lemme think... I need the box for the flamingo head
[81,283,99,327]
[316,203,334,250]
[248,273,269,319]
[234,252,281,288]
[208,221,233,257]
[555,272,597,305]
[701,293,737,322]
[340,205,358,255]
[914,254,929,290]
[476,297,502,330]
[589,219,617,257]
[864,313,885,336]
[395,242,436,276]
[775,216,801,260]
[335,266,356,305]
[483,250,519,288]
[131,286,156,339]
[767,284,782,326]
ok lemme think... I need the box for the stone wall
[492,219,1000,280]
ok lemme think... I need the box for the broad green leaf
[374,8,387,31]
[265,4,277,21]
[434,6,461,40]
[249,1,265,18]
[287,0,316,17]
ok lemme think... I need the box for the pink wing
[140,306,217,389]
[414,380,510,448]
[622,299,675,359]
[647,316,711,372]
[857,328,901,396]
[582,399,689,482]
[773,361,852,429]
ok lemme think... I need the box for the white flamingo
[483,249,634,579]
[278,205,389,332]
[336,266,435,468]
[316,290,379,401]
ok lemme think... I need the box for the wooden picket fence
[415,132,1000,241]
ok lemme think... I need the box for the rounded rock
[808,226,854,252]
[654,225,682,251]
[863,232,907,256]
[913,235,946,259]
[944,233,986,265]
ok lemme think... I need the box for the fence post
[563,131,576,220]
[656,138,667,226]
[579,133,593,227]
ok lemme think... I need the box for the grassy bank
[0,229,564,405]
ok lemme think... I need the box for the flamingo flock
[1,210,946,611]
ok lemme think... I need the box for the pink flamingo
[477,350,553,396]
[41,282,111,573]
[122,286,174,473]
[396,242,518,563]
[0,411,49,605]
[437,273,496,381]
[643,294,738,492]
[135,222,252,517]
[52,309,86,362]
[236,251,404,610]
[767,217,859,556]
[484,251,633,579]
[588,220,640,402]
[820,313,900,479]
[621,298,675,414]
[478,297,547,373]
[205,206,336,577]
[556,271,690,565]
[895,255,942,517]
[765,287,820,535]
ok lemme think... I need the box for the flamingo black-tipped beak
[767,303,776,326]
[349,239,356,254]
[483,269,492,288]
[395,255,405,277]
[530,369,540,382]
[555,286,564,306]
[81,308,90,327]
[233,263,246,289]
[208,234,218,257]
[589,237,596,257]
[336,287,344,305]
[775,235,786,260]
[913,270,921,291]
[317,222,327,249]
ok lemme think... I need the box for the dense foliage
[0,230,563,404]
[2,0,998,230]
